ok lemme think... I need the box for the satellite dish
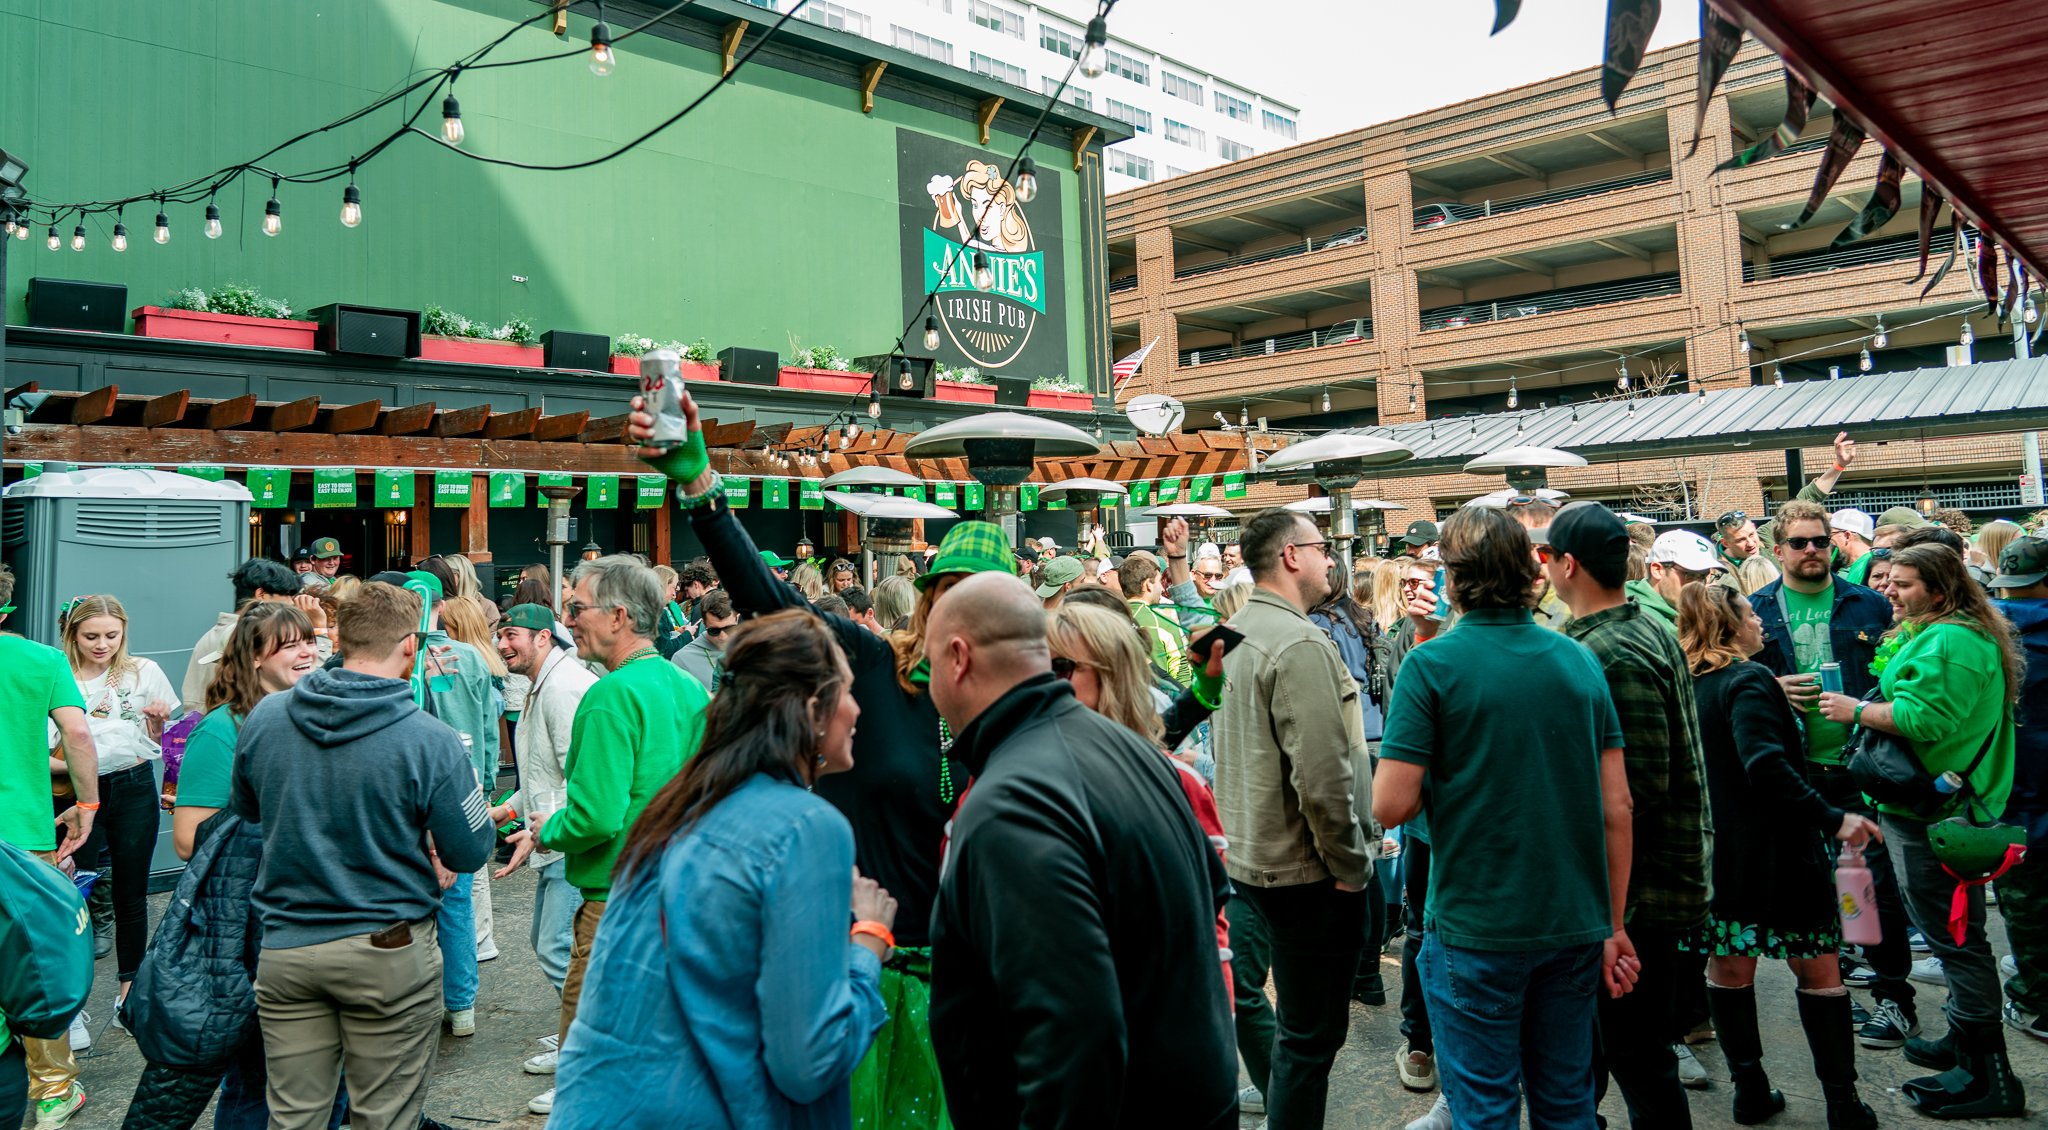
[1126,393,1185,437]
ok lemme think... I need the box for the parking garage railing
[1170,225,1369,281]
[1741,229,1967,283]
[1419,272,1683,330]
[1410,167,1673,231]
[1177,319,1374,367]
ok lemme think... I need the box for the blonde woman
[1971,519,2023,577]
[789,561,827,602]
[1211,581,1254,623]
[1369,559,1408,631]
[56,595,181,1004]
[443,553,483,601]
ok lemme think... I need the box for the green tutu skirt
[849,948,951,1130]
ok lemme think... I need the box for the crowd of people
[0,403,2041,1130]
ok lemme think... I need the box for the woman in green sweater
[1818,543,2025,1118]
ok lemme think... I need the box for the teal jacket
[424,630,502,783]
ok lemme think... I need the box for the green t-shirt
[0,635,88,851]
[1842,553,1873,587]
[1379,608,1622,952]
[174,706,241,810]
[538,653,709,897]
[1782,582,1851,765]
[1880,620,2017,819]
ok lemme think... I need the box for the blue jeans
[437,871,479,1012]
[216,1036,346,1130]
[1420,936,1603,1130]
[532,859,582,993]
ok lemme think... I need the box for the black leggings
[78,763,159,984]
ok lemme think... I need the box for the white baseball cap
[1648,530,1726,573]
[1831,507,1876,541]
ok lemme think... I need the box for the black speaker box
[719,346,780,386]
[994,375,1031,406]
[27,278,127,333]
[311,303,421,358]
[543,330,610,372]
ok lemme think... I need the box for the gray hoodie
[231,667,495,949]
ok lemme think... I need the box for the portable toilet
[2,464,251,882]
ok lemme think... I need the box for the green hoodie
[1625,579,1679,632]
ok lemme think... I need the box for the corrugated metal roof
[1329,358,2048,478]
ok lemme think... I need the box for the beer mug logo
[922,159,1044,369]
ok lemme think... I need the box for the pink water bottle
[1836,842,1882,945]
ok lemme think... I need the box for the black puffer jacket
[121,811,262,1071]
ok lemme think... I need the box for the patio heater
[820,465,927,585]
[1037,477,1128,547]
[1258,433,1415,575]
[903,412,1102,540]
[825,490,959,587]
[1462,445,1587,495]
[1284,495,1407,556]
[538,481,582,617]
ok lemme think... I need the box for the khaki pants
[472,863,493,953]
[557,899,606,1042]
[24,850,80,1102]
[253,918,442,1130]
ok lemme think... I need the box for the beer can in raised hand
[640,350,687,448]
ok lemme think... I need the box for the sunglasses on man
[1716,510,1749,530]
[1780,535,1830,552]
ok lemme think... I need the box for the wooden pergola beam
[69,386,120,425]
[483,407,544,439]
[379,402,437,436]
[139,390,189,429]
[204,394,257,431]
[264,397,322,433]
[580,413,629,444]
[531,410,589,443]
[428,404,492,438]
[318,399,383,435]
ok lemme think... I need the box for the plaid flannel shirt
[1565,601,1714,930]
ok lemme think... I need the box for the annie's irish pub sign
[897,129,1068,376]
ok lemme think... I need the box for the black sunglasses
[1051,656,1081,680]
[1868,547,1893,560]
[1781,536,1830,551]
[705,623,733,637]
[1716,510,1749,529]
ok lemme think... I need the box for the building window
[1162,71,1204,105]
[1217,137,1255,161]
[891,26,954,64]
[1164,119,1205,149]
[1043,77,1093,110]
[1108,149,1154,181]
[1214,91,1253,122]
[799,2,869,35]
[1261,110,1298,139]
[1040,22,1080,59]
[969,0,1025,38]
[737,0,777,8]
[971,52,1028,87]
[1105,99,1152,134]
[1165,166,1190,178]
[1104,49,1148,85]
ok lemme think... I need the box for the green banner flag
[934,481,958,507]
[246,467,289,509]
[312,467,357,509]
[587,475,619,509]
[762,478,791,509]
[1192,475,1215,502]
[489,472,527,508]
[635,474,667,509]
[1158,478,1183,502]
[178,464,225,482]
[963,482,985,511]
[723,477,750,509]
[433,470,472,508]
[374,469,415,507]
[1223,471,1247,499]
[902,484,926,503]
[1130,481,1152,506]
[1046,495,1068,510]
[800,480,825,510]
[537,472,573,505]
[1019,484,1040,511]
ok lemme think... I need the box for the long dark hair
[1891,544,2025,705]
[616,610,849,879]
[509,578,552,611]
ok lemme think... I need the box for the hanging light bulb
[2027,296,2041,326]
[262,178,282,236]
[1696,386,1707,403]
[1772,365,1785,387]
[589,21,617,76]
[111,219,128,253]
[1616,359,1630,391]
[1080,15,1109,78]
[923,315,940,351]
[153,199,170,245]
[972,251,994,291]
[1627,398,1637,418]
[441,94,465,146]
[340,170,362,228]
[1873,314,1889,348]
[204,201,223,239]
[1736,324,1750,354]
[1858,345,1873,372]
[1321,386,1333,413]
[71,224,86,251]
[46,225,60,251]
[1015,156,1039,204]
[1505,378,1518,410]
[867,387,882,419]
[13,219,27,241]
[1093,418,1104,440]
[1407,383,1417,412]
[1238,403,1249,428]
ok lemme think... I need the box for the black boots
[1795,991,1877,1130]
[1708,983,1785,1124]
[1901,1015,2028,1119]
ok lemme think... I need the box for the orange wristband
[74,802,101,811]
[850,920,895,950]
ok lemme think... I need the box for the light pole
[820,465,926,585]
[1037,477,1128,547]
[539,483,581,617]
[1259,433,1415,576]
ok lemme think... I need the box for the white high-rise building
[754,0,1302,192]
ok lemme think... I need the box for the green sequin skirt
[849,949,951,1130]
[1680,915,1840,961]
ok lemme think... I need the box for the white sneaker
[476,938,499,962]
[445,1008,476,1037]
[2003,953,2020,979]
[1396,1043,1438,1091]
[525,1048,559,1074]
[1909,956,1946,984]
[527,1087,555,1115]
[66,1012,91,1053]
[1674,1044,1709,1089]
[1405,1093,1453,1130]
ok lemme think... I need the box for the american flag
[1111,338,1159,392]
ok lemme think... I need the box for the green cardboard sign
[762,478,791,509]
[587,475,619,509]
[963,482,985,511]
[902,484,926,503]
[934,481,958,507]
[1223,471,1247,499]
[723,477,750,509]
[1019,484,1040,511]
[538,472,573,505]
[433,470,472,508]
[246,467,289,509]
[1193,475,1215,502]
[800,480,826,510]
[1158,478,1183,502]
[635,474,667,509]
[313,467,357,509]
[1130,481,1152,506]
[1046,495,1068,510]
[374,469,415,507]
[178,464,225,482]
[489,472,527,508]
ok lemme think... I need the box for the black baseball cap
[1401,520,1439,547]
[1531,501,1630,588]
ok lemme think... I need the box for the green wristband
[1853,701,1865,725]
[641,430,711,484]
[1191,668,1223,711]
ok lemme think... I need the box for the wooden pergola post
[459,473,492,565]
[408,475,432,563]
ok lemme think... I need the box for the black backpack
[119,812,262,1070]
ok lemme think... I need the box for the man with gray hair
[535,555,709,1055]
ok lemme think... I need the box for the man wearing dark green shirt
[1543,502,1711,1130]
[1375,506,1636,1128]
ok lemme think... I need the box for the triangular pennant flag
[1686,1,1744,158]
[635,474,668,509]
[374,469,415,507]
[1790,115,1865,229]
[433,470,472,508]
[313,468,357,509]
[1600,0,1661,112]
[1716,69,1814,172]
[763,478,791,509]
[489,472,527,509]
[588,475,619,509]
[1831,149,1905,248]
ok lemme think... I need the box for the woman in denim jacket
[552,611,896,1130]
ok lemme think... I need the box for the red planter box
[1027,389,1091,411]
[609,355,723,381]
[420,335,544,368]
[131,306,318,350]
[935,380,998,404]
[779,367,871,395]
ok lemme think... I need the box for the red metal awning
[1709,0,2048,280]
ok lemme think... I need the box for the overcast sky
[1093,0,1699,138]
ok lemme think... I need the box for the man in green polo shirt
[526,554,708,1054]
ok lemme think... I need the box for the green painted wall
[1,0,1093,381]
